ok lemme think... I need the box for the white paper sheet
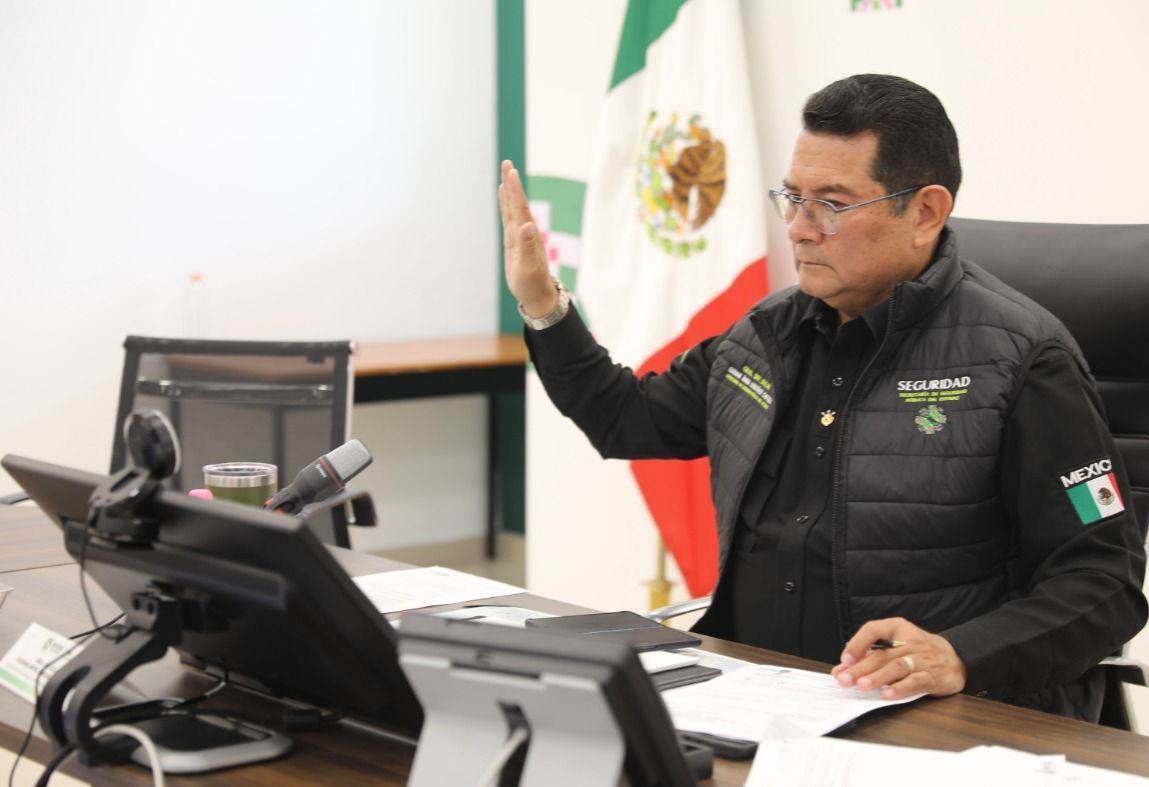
[969,746,1149,786]
[0,623,83,704]
[746,738,1049,787]
[638,650,701,674]
[662,664,924,742]
[678,647,753,674]
[352,566,524,614]
[745,738,1149,787]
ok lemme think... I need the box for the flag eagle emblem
[636,112,726,257]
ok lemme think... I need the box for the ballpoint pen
[871,639,907,649]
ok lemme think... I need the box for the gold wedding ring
[900,654,916,674]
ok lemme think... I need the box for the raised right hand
[498,160,558,318]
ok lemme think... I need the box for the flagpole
[647,538,672,611]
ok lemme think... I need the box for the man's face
[783,130,928,321]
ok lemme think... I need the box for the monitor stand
[401,648,627,787]
[37,586,291,773]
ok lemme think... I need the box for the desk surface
[354,334,528,377]
[4,506,1149,785]
[0,504,72,574]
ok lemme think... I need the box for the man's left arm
[835,345,1147,699]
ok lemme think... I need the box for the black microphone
[265,439,373,515]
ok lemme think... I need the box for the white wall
[0,0,497,548]
[525,0,1149,726]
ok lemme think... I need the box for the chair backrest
[948,218,1149,539]
[110,336,357,545]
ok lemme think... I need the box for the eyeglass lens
[771,192,838,235]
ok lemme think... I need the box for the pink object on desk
[187,488,215,500]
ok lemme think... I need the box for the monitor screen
[2,453,422,738]
[398,614,697,786]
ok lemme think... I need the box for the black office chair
[949,218,1149,729]
[110,336,370,547]
[949,218,1149,531]
[650,219,1149,728]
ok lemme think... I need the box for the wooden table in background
[352,335,529,557]
[5,506,1149,785]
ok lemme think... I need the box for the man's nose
[787,205,823,245]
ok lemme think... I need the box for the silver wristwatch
[517,277,571,331]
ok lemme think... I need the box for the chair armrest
[646,596,712,624]
[1100,655,1149,687]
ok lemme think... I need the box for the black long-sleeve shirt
[726,298,885,663]
[526,291,1145,718]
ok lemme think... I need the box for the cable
[12,512,163,787]
[95,725,165,787]
[78,515,120,642]
[6,572,129,787]
[168,704,345,731]
[477,726,530,787]
[30,724,166,787]
[7,634,88,787]
[169,668,229,710]
[68,613,125,640]
[30,742,75,787]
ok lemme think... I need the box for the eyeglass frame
[768,185,926,236]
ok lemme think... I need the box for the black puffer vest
[695,229,1085,641]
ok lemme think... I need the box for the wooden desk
[0,504,72,574]
[352,335,529,557]
[4,506,1149,785]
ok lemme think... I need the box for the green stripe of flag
[609,0,690,89]
[1066,483,1101,524]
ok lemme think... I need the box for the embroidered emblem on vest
[820,410,836,427]
[723,365,773,411]
[914,404,947,435]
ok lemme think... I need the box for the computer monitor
[398,614,699,787]
[1,454,422,762]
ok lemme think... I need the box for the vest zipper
[828,293,898,644]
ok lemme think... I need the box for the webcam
[88,410,182,543]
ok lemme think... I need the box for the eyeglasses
[768,185,925,236]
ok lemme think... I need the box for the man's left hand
[831,617,967,700]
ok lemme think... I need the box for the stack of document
[746,738,1149,786]
[662,663,923,742]
[665,666,1149,785]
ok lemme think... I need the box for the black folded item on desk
[651,664,722,691]
[525,611,702,652]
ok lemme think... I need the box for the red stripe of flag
[630,257,768,597]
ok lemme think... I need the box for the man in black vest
[498,74,1146,720]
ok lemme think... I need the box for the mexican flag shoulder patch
[1060,458,1126,525]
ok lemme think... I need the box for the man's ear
[911,185,954,249]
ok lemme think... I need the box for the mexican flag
[1065,472,1126,525]
[577,0,768,597]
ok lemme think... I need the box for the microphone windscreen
[326,438,373,483]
